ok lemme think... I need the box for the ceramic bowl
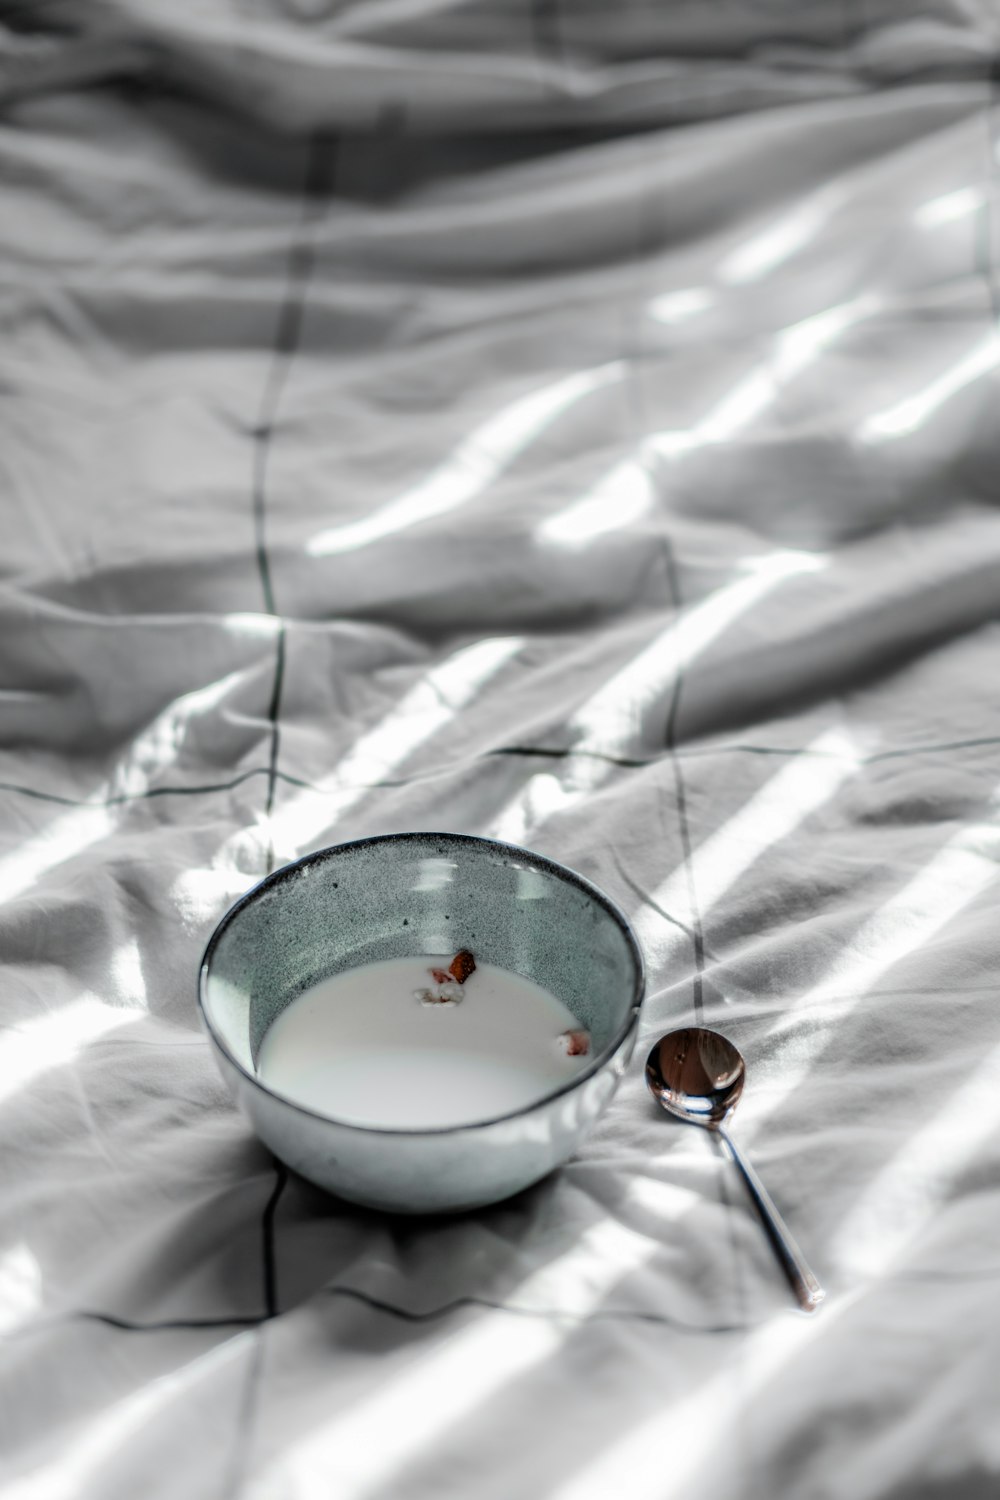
[198,831,644,1214]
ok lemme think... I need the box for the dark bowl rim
[196,830,646,1137]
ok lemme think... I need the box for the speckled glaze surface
[198,832,645,1214]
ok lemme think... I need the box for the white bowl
[198,832,645,1215]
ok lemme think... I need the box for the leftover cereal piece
[557,1029,591,1057]
[448,949,476,984]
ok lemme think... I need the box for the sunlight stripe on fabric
[2,1334,252,1500]
[308,363,625,557]
[861,333,1000,440]
[0,804,117,909]
[538,457,655,547]
[0,1244,43,1336]
[830,1036,1000,1277]
[542,296,874,550]
[650,295,877,457]
[0,668,255,908]
[489,552,826,846]
[648,287,714,323]
[739,818,1000,1141]
[914,185,985,227]
[718,184,844,284]
[546,1291,861,1500]
[0,996,137,1109]
[265,634,524,859]
[571,551,825,753]
[633,725,867,971]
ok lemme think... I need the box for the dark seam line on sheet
[261,1161,288,1320]
[224,1164,289,1500]
[0,768,269,809]
[867,735,1000,762]
[609,843,722,964]
[262,633,286,866]
[230,131,333,1500]
[80,1312,264,1332]
[486,745,654,769]
[17,1261,1000,1347]
[322,1284,751,1334]
[5,733,1000,814]
[0,1296,750,1341]
[617,134,707,1025]
[0,1312,267,1343]
[13,1172,287,1350]
[842,0,859,50]
[489,733,1000,767]
[982,57,1000,329]
[252,134,335,877]
[708,984,1000,1017]
[660,540,706,1020]
[528,0,565,72]
[488,743,819,770]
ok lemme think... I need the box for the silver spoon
[645,1027,824,1314]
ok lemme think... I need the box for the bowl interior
[201,833,643,1085]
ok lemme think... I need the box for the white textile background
[2,3,1000,1497]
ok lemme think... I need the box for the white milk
[257,955,591,1129]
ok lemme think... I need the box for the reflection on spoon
[646,1028,825,1314]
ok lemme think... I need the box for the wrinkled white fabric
[2,4,1000,1497]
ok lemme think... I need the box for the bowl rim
[197,830,646,1137]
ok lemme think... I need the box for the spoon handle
[718,1126,825,1314]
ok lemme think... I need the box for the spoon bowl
[646,1027,824,1314]
[645,1027,745,1126]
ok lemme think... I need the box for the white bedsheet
[2,4,1000,1496]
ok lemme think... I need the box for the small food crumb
[414,986,462,1007]
[557,1029,591,1057]
[415,951,477,1007]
